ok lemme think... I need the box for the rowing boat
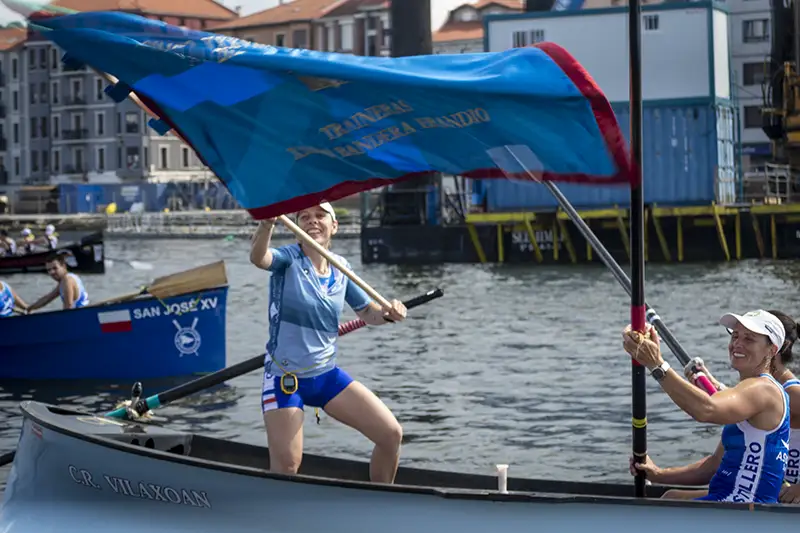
[0,401,796,533]
[0,231,105,275]
[0,285,228,380]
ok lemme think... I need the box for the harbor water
[2,236,800,491]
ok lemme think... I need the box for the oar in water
[107,288,444,419]
[91,260,228,307]
[0,288,443,468]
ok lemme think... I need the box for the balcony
[61,128,89,140]
[63,165,86,174]
[62,96,87,106]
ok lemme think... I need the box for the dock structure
[456,203,800,264]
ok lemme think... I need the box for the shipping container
[478,100,736,212]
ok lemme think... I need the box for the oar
[0,288,444,469]
[91,260,227,307]
[107,288,444,419]
[540,181,717,395]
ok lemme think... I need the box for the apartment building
[2,0,238,187]
[433,0,522,54]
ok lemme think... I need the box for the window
[39,48,46,68]
[292,29,308,49]
[456,7,478,21]
[117,147,122,169]
[30,117,36,138]
[125,111,138,133]
[743,19,769,43]
[340,23,353,50]
[512,30,545,48]
[643,14,659,31]
[96,112,105,136]
[30,150,38,172]
[51,81,59,104]
[743,62,766,86]
[40,117,47,138]
[28,49,35,69]
[52,116,60,139]
[275,33,285,47]
[13,123,18,144]
[11,58,17,79]
[126,146,140,169]
[74,148,84,171]
[53,150,60,172]
[71,79,82,102]
[29,84,36,104]
[97,147,105,171]
[72,113,83,132]
[14,156,19,176]
[51,48,58,69]
[182,146,190,167]
[159,146,168,169]
[95,78,104,101]
[39,82,47,102]
[744,105,762,128]
[12,90,17,111]
[42,149,48,170]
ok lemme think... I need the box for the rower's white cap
[318,202,336,221]
[720,309,785,349]
[20,228,31,237]
[45,224,55,235]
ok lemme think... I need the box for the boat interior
[27,401,682,500]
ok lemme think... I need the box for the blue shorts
[261,366,353,414]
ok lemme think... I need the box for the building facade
[433,0,522,54]
[1,0,238,188]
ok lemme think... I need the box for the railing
[740,163,797,205]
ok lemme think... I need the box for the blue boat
[0,402,798,533]
[0,286,228,380]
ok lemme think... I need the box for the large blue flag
[22,8,632,219]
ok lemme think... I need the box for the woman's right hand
[629,455,663,482]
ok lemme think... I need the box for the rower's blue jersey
[61,273,89,308]
[784,378,800,484]
[705,373,790,503]
[0,281,14,317]
[264,244,372,378]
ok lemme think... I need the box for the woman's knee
[263,409,304,474]
[377,417,403,450]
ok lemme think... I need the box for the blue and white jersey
[264,244,372,378]
[783,377,800,484]
[0,281,14,317]
[705,373,790,503]
[61,273,89,308]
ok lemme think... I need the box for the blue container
[57,184,105,214]
[480,101,736,212]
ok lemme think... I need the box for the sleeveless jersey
[0,281,14,317]
[264,243,372,378]
[47,235,58,249]
[784,377,800,484]
[705,373,790,503]
[61,273,89,308]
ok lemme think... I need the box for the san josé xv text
[134,296,219,320]
[287,100,491,161]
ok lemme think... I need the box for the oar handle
[106,288,444,419]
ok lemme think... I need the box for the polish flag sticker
[97,310,132,333]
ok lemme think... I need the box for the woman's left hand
[622,324,664,369]
[385,299,407,322]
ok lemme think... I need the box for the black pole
[628,0,648,499]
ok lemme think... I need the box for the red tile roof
[211,0,340,30]
[0,27,26,51]
[433,20,483,43]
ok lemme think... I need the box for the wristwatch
[650,361,671,382]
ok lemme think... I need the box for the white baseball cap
[20,228,31,237]
[720,309,785,348]
[45,224,55,235]
[297,202,336,221]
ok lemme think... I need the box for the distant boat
[0,231,105,275]
[0,283,228,380]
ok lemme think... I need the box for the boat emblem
[173,317,201,357]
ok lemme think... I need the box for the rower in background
[0,280,28,317]
[32,224,58,250]
[687,309,800,504]
[0,230,17,256]
[17,228,35,254]
[27,251,89,312]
